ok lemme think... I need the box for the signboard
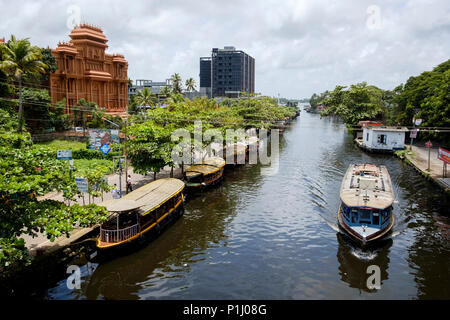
[438,147,450,164]
[410,129,418,139]
[425,141,433,148]
[57,150,73,160]
[100,144,111,155]
[75,178,89,193]
[412,118,423,126]
[88,129,120,150]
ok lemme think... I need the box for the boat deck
[340,164,394,209]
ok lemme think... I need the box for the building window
[377,134,387,144]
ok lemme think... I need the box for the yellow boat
[87,178,185,262]
[184,157,226,190]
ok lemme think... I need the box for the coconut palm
[159,86,171,97]
[170,73,183,94]
[135,87,157,109]
[0,35,47,132]
[185,78,196,92]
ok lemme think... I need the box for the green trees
[309,91,329,110]
[0,35,48,133]
[0,135,108,269]
[386,59,450,144]
[316,59,450,144]
[320,82,386,126]
[126,95,298,177]
[127,121,177,177]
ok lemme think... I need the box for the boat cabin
[361,125,408,152]
[340,204,392,230]
[184,157,226,188]
[97,178,185,249]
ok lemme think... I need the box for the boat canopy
[185,157,225,177]
[98,178,185,216]
[101,199,142,213]
[340,164,394,209]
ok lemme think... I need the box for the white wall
[362,128,405,150]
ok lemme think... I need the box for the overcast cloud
[1,0,449,98]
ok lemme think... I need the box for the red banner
[438,147,450,164]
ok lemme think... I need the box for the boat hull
[86,204,184,263]
[184,170,224,192]
[337,203,394,246]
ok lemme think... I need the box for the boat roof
[100,199,142,212]
[185,157,225,177]
[340,164,394,209]
[99,178,184,215]
[365,126,408,132]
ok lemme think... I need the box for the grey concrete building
[199,46,255,98]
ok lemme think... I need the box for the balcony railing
[100,224,138,243]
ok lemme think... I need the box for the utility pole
[426,141,432,171]
[103,117,122,198]
[125,105,128,194]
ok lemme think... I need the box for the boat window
[342,205,349,219]
[372,211,380,225]
[377,134,387,144]
[351,209,358,223]
[359,209,371,223]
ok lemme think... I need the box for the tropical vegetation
[312,59,450,144]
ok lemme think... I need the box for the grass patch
[395,149,414,159]
[34,139,87,151]
[73,159,113,175]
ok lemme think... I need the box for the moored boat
[87,178,185,262]
[337,164,395,245]
[184,156,226,190]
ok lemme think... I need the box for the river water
[44,107,450,300]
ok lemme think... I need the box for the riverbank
[395,145,450,193]
[22,165,184,257]
[1,165,184,297]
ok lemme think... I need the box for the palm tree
[0,35,47,133]
[135,87,157,109]
[159,86,171,97]
[170,73,182,94]
[185,78,196,92]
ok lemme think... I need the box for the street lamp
[103,118,123,198]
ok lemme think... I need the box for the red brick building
[50,24,128,116]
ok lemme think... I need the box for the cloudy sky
[1,0,449,98]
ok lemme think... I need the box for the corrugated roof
[99,178,184,215]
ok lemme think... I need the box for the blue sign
[75,178,88,193]
[57,150,72,160]
[100,144,111,155]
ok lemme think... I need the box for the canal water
[45,107,450,299]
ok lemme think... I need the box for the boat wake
[350,247,379,260]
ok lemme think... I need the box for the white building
[359,126,408,152]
